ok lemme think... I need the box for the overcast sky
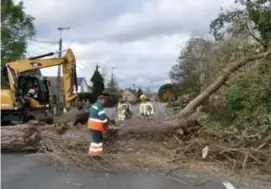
[18,0,234,91]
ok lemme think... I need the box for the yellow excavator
[1,48,79,125]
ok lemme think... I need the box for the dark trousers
[89,129,103,144]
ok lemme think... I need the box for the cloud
[18,0,234,91]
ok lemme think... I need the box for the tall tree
[106,73,118,94]
[1,0,36,80]
[158,83,179,100]
[137,88,143,98]
[90,65,105,97]
[169,38,215,96]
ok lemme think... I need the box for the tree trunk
[176,48,271,117]
[1,124,90,151]
[1,125,41,151]
[117,112,202,136]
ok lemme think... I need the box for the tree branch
[244,22,267,49]
[175,48,271,118]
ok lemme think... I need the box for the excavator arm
[6,49,78,109]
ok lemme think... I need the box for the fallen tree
[1,48,271,177]
[118,48,271,136]
[1,48,270,150]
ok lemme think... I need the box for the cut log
[1,124,41,151]
[1,124,89,151]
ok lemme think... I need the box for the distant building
[121,89,137,102]
[149,94,158,102]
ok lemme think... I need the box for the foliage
[210,0,271,49]
[1,0,35,80]
[78,92,119,107]
[170,37,221,98]
[169,0,271,134]
[207,0,271,130]
[106,74,118,94]
[90,65,105,98]
[78,92,96,103]
[158,83,179,102]
[105,94,120,107]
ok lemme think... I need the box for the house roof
[45,76,86,87]
[77,77,84,85]
[123,88,137,95]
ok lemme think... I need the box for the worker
[139,94,147,118]
[27,83,39,99]
[87,94,110,157]
[124,104,133,119]
[144,98,154,119]
[117,99,132,120]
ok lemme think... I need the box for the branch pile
[168,128,271,173]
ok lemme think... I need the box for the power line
[28,38,58,44]
[27,42,57,52]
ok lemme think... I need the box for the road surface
[2,153,265,189]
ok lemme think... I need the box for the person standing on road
[87,95,109,157]
[144,98,154,119]
[139,94,147,118]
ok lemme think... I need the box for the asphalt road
[2,153,260,189]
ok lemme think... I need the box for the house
[76,77,91,93]
[149,94,159,102]
[121,89,137,102]
[46,76,90,93]
[45,76,90,104]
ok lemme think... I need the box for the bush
[78,92,120,107]
[78,93,96,103]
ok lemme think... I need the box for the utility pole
[109,66,116,93]
[56,27,70,115]
[111,66,116,79]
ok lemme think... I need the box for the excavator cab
[15,75,50,108]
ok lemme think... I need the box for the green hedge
[78,92,120,107]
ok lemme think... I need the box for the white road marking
[222,182,237,189]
